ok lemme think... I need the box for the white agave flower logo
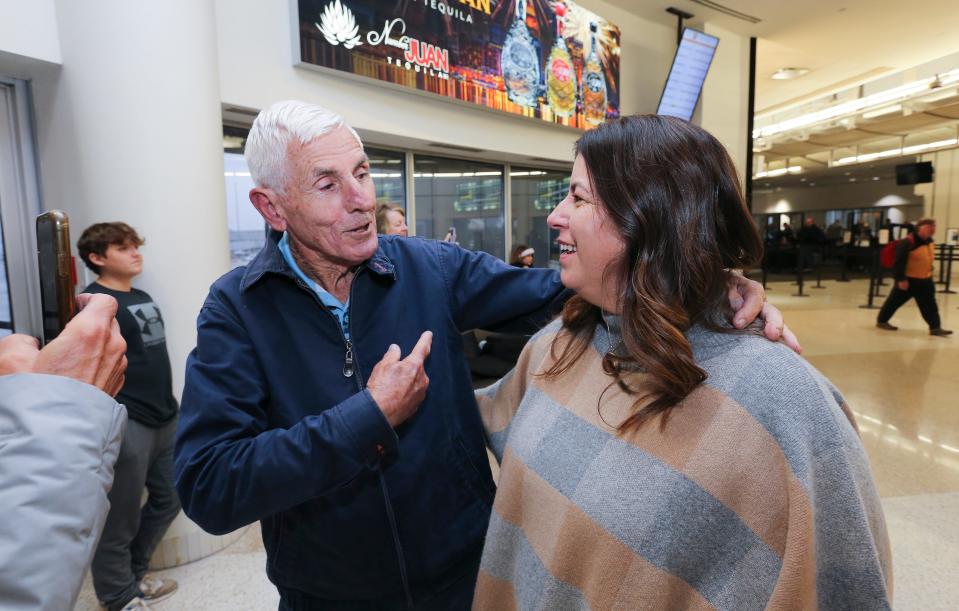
[316,0,362,49]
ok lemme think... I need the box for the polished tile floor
[75,277,958,610]
[763,277,959,610]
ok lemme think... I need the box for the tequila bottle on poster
[582,22,607,125]
[501,0,541,107]
[546,3,576,117]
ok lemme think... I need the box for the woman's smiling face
[547,154,625,312]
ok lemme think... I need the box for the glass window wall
[413,155,504,258]
[510,168,569,269]
[224,151,266,269]
[366,147,406,210]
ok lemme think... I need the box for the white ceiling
[602,0,959,113]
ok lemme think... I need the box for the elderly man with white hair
[174,100,791,610]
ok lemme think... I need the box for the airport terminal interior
[72,281,959,610]
[2,0,959,609]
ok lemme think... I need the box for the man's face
[269,126,378,267]
[918,223,936,240]
[94,241,143,278]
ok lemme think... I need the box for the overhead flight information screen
[657,28,720,121]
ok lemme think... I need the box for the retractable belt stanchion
[837,243,851,282]
[813,245,826,289]
[859,246,881,309]
[939,244,956,295]
[873,253,886,299]
[792,248,809,297]
[936,245,947,285]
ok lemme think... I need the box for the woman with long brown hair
[473,116,891,609]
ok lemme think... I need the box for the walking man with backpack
[877,218,953,336]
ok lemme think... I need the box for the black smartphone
[36,210,76,344]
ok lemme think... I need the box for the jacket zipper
[343,339,354,378]
[291,269,414,608]
[290,276,360,382]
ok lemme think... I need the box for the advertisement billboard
[296,0,621,129]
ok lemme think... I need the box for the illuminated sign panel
[657,28,719,122]
[296,0,621,128]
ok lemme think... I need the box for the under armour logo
[127,302,166,347]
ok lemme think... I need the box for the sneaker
[119,598,151,610]
[876,322,898,331]
[138,575,177,604]
[930,328,954,337]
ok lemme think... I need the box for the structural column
[34,0,238,566]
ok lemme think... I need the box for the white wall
[30,0,230,396]
[752,180,923,214]
[0,0,61,65]
[701,23,750,176]
[755,147,959,230]
[916,147,959,231]
[214,0,691,162]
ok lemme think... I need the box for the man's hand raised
[0,294,127,396]
[35,294,128,396]
[367,331,432,428]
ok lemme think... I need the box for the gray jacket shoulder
[0,374,126,611]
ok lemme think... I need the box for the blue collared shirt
[277,232,351,340]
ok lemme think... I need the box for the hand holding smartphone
[36,211,76,344]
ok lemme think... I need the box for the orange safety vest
[905,242,935,279]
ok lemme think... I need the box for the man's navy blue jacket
[174,234,564,602]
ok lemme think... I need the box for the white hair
[244,100,361,194]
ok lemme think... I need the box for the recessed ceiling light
[872,176,879,181]
[800,177,807,182]
[850,177,857,182]
[771,67,810,80]
[809,182,816,186]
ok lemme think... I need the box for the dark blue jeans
[877,277,941,330]
[91,417,181,610]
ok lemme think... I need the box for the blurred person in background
[797,216,827,270]
[509,244,535,268]
[877,218,952,336]
[376,203,408,237]
[826,218,845,244]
